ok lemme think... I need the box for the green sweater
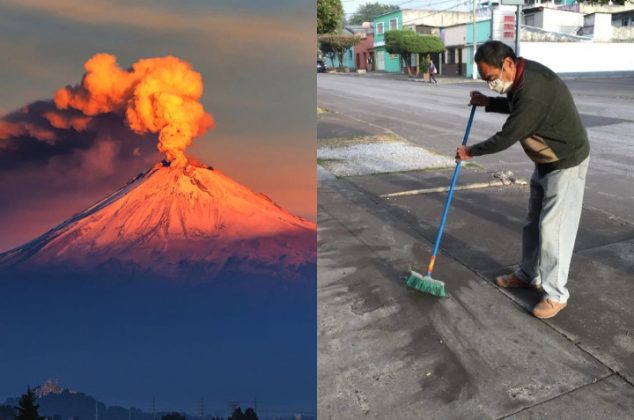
[469,59,589,173]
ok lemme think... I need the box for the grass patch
[317,158,344,166]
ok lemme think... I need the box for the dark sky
[0,274,317,417]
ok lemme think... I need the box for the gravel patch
[318,141,454,177]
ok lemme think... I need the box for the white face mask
[487,77,513,94]
[487,66,513,94]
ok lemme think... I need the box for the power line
[344,0,447,15]
[347,0,479,23]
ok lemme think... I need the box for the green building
[374,8,475,74]
[373,10,404,72]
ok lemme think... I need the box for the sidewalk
[317,110,634,419]
[323,69,477,85]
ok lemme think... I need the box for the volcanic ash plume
[54,53,214,167]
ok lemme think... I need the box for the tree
[384,30,445,76]
[242,408,258,420]
[228,408,256,420]
[15,387,45,420]
[318,34,361,71]
[0,404,16,420]
[317,0,344,34]
[348,2,400,25]
[229,407,243,420]
[161,412,187,420]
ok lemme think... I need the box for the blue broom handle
[427,105,476,276]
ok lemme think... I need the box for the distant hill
[2,381,190,420]
[4,388,161,420]
[2,383,315,420]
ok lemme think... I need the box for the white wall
[442,25,466,46]
[592,13,613,40]
[542,9,584,33]
[522,42,634,73]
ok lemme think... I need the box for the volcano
[0,162,316,280]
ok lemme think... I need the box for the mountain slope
[0,162,316,279]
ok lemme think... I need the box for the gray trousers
[515,158,589,303]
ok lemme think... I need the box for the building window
[377,22,384,34]
[389,18,398,31]
[416,25,432,34]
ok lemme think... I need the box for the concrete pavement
[317,105,634,419]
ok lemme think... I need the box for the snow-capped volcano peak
[0,162,316,279]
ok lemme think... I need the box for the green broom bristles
[405,270,446,297]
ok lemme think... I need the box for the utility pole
[472,0,478,79]
[515,4,521,55]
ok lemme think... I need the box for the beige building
[399,8,474,29]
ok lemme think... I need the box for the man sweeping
[456,41,590,319]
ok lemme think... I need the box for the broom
[405,105,477,297]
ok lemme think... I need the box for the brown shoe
[532,298,567,319]
[495,273,537,289]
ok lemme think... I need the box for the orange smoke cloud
[44,111,91,131]
[0,120,57,144]
[54,53,214,167]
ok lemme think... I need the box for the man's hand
[470,91,490,107]
[456,145,472,162]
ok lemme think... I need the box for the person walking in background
[428,57,438,84]
[455,40,590,319]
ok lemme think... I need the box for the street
[317,73,634,419]
[318,74,634,224]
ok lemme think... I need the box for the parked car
[317,60,328,73]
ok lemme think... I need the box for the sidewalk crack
[495,373,623,419]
